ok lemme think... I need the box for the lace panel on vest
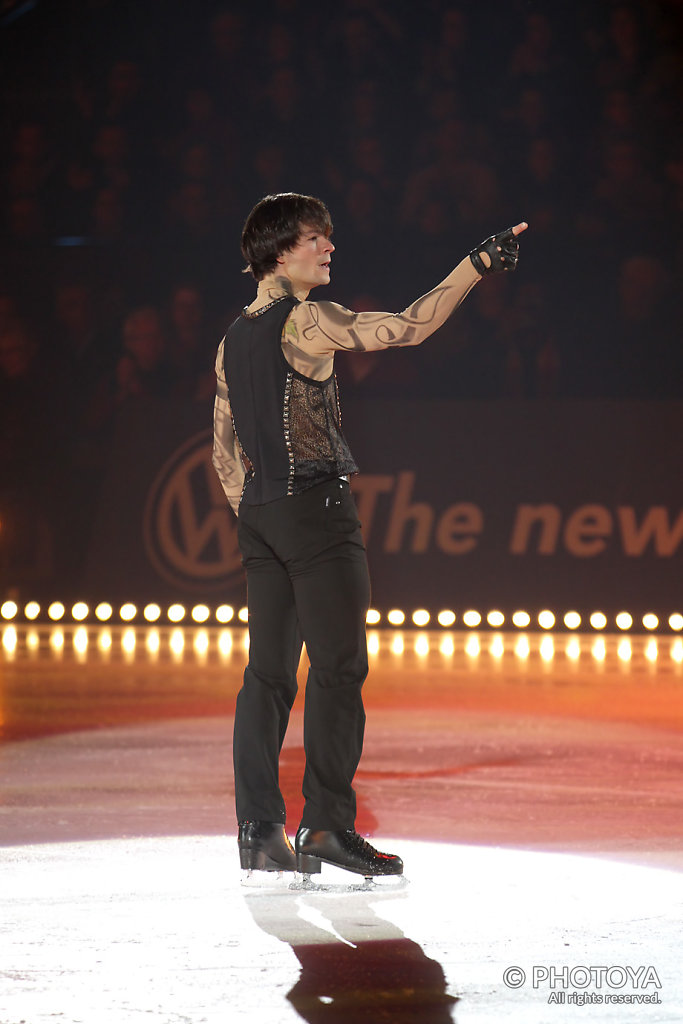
[285,372,358,494]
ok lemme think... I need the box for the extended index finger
[511,221,528,236]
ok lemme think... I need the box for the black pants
[234,478,370,831]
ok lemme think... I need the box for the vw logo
[143,429,243,591]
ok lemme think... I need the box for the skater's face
[276,223,334,295]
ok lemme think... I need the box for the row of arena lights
[1,601,683,632]
[3,628,682,667]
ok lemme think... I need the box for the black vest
[223,295,358,506]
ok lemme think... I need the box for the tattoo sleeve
[212,339,245,515]
[293,256,481,357]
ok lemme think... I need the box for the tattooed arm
[212,339,245,515]
[286,223,527,359]
[293,258,479,356]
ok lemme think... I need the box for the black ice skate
[238,821,297,877]
[295,828,403,884]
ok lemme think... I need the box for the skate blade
[240,868,295,888]
[290,871,408,893]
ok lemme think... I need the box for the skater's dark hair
[241,193,333,281]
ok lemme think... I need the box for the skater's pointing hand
[469,222,528,275]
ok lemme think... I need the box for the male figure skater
[212,192,527,879]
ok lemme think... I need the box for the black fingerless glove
[469,227,521,275]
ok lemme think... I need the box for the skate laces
[346,830,379,857]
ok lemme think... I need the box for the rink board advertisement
[79,399,683,616]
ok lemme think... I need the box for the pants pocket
[322,482,361,534]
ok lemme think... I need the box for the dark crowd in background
[1,0,682,559]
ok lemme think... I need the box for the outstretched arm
[288,223,528,357]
